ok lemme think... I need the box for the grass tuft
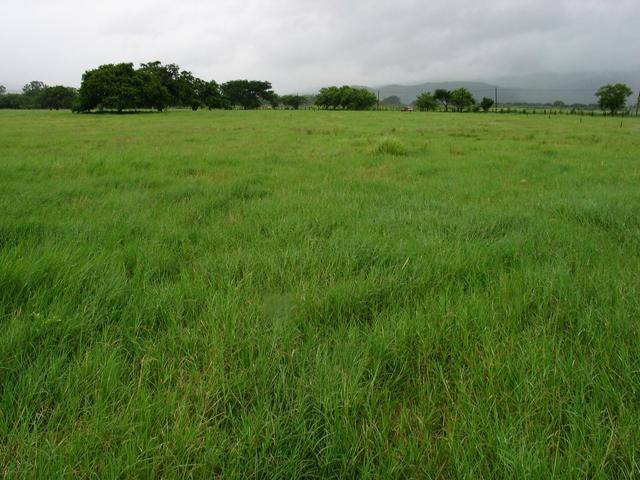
[374,136,409,156]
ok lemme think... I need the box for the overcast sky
[1,0,638,92]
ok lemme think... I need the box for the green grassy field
[1,109,639,478]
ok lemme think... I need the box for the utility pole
[377,89,380,110]
[495,87,498,112]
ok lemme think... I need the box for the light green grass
[1,109,640,478]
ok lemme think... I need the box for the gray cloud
[1,0,638,92]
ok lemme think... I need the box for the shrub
[374,137,408,156]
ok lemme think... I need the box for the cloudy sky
[1,0,638,92]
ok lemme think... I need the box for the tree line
[402,84,635,115]
[0,65,636,114]
[0,81,78,110]
[75,62,279,112]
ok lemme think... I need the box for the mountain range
[365,71,640,105]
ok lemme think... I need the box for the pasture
[1,109,639,478]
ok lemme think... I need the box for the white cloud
[0,0,638,92]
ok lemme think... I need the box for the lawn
[1,109,639,478]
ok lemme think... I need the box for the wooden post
[495,87,498,112]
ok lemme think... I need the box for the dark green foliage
[76,61,230,112]
[22,80,47,98]
[415,92,437,111]
[315,86,377,110]
[0,85,6,95]
[450,87,476,112]
[280,94,304,109]
[221,80,276,109]
[380,95,403,107]
[595,83,633,114]
[0,93,29,109]
[139,61,181,105]
[136,71,172,111]
[199,80,226,110]
[37,86,78,110]
[77,63,142,112]
[433,88,451,111]
[269,93,281,108]
[480,96,495,112]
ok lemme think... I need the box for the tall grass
[1,109,639,478]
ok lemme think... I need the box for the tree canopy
[221,80,276,110]
[74,62,255,112]
[595,84,633,114]
[380,95,403,107]
[38,86,78,110]
[450,88,476,112]
[280,94,305,110]
[22,81,47,98]
[480,97,494,112]
[315,86,377,110]
[433,89,451,112]
[415,92,437,111]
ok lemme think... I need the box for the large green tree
[315,86,376,110]
[450,88,476,112]
[139,61,181,105]
[77,63,141,112]
[136,70,171,111]
[433,89,451,111]
[595,84,633,114]
[221,80,275,109]
[415,92,437,111]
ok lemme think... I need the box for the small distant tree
[433,89,451,111]
[450,88,475,112]
[22,81,47,98]
[281,94,304,109]
[595,83,633,114]
[552,100,565,108]
[0,94,28,109]
[37,86,78,110]
[269,94,281,108]
[0,85,5,95]
[415,92,437,111]
[380,95,403,107]
[480,97,494,112]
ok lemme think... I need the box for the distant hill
[366,72,640,105]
